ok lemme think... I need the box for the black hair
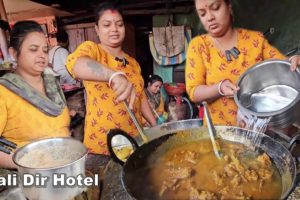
[9,20,44,56]
[194,0,231,4]
[225,0,231,5]
[56,30,69,43]
[147,74,163,85]
[94,1,122,25]
[0,20,10,32]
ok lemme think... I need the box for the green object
[157,116,166,125]
[156,112,168,125]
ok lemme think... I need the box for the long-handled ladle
[202,101,222,159]
[124,102,148,143]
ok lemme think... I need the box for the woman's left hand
[289,55,300,71]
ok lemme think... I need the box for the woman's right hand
[219,79,239,97]
[110,74,136,108]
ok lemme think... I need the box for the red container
[164,83,186,96]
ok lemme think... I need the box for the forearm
[141,99,157,126]
[0,151,17,169]
[192,84,221,103]
[73,57,115,82]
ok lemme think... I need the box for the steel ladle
[202,101,222,159]
[124,102,148,143]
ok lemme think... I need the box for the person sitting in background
[0,21,71,169]
[48,30,76,84]
[185,0,300,126]
[144,74,167,125]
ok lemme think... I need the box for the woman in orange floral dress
[185,0,300,126]
[66,2,156,166]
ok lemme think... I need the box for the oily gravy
[128,138,282,200]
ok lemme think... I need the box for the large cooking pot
[107,119,297,200]
[234,59,300,128]
[12,137,88,200]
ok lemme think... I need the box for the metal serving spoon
[124,102,148,143]
[202,101,222,159]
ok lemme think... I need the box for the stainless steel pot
[234,59,300,128]
[107,119,297,199]
[12,137,88,200]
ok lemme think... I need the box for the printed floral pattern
[66,41,145,154]
[185,28,285,125]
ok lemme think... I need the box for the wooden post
[0,0,9,61]
[0,0,7,21]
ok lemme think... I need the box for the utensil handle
[0,137,17,149]
[202,101,222,159]
[0,145,11,154]
[107,129,139,165]
[124,102,148,143]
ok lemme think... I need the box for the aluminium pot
[234,59,300,128]
[12,137,88,200]
[107,119,297,200]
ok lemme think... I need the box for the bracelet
[289,55,298,62]
[217,80,226,96]
[108,71,126,88]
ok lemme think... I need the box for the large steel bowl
[234,59,300,128]
[12,137,88,200]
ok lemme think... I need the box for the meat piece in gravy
[257,153,272,168]
[257,168,273,180]
[244,169,259,182]
[230,174,242,187]
[159,166,194,196]
[212,170,224,187]
[184,151,198,164]
[189,186,217,200]
[167,166,194,179]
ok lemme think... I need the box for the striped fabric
[149,27,191,66]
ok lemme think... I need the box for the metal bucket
[12,137,88,200]
[234,59,300,128]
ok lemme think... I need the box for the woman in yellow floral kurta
[186,0,300,126]
[66,2,156,155]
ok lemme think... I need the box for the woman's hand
[219,79,240,97]
[289,55,300,71]
[110,73,136,108]
[0,151,17,169]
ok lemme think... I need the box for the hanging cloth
[149,27,191,66]
[0,72,66,116]
[153,24,185,57]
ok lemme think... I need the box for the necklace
[115,57,129,67]
[213,31,240,62]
